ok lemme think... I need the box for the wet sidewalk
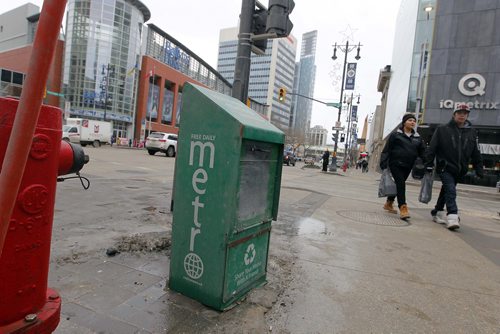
[271,167,500,333]
[50,163,499,333]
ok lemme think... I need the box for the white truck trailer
[62,118,112,147]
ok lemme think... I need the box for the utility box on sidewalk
[169,83,284,310]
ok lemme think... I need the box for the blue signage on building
[162,40,191,71]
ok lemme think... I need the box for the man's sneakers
[446,214,460,231]
[431,210,447,224]
[431,210,460,230]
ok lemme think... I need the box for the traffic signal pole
[280,91,340,107]
[232,0,255,103]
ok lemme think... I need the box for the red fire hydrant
[0,97,88,333]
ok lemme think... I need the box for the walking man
[322,149,330,172]
[425,104,484,230]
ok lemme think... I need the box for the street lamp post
[344,93,360,166]
[331,41,361,170]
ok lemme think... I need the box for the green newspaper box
[169,83,284,310]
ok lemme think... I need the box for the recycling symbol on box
[244,243,256,266]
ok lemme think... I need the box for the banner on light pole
[345,63,357,90]
[351,105,358,121]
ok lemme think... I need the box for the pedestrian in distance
[361,158,369,173]
[322,149,330,172]
[380,113,425,220]
[424,104,484,230]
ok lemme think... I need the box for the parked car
[283,151,296,166]
[145,132,177,157]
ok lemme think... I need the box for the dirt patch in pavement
[114,231,171,253]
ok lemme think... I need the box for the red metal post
[0,0,67,257]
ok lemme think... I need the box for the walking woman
[379,114,425,219]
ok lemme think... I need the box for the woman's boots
[383,200,397,214]
[384,201,410,220]
[399,204,410,220]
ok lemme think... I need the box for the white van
[62,118,112,147]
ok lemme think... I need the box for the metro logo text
[186,138,215,280]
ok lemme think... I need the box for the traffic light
[252,8,268,54]
[278,88,286,102]
[340,133,345,142]
[266,0,295,37]
[331,134,337,142]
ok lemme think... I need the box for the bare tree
[284,128,312,156]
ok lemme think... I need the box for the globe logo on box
[184,252,204,279]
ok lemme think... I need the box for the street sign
[332,127,344,131]
[326,102,341,108]
[46,90,64,97]
[335,121,341,128]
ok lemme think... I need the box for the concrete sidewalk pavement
[49,163,499,333]
[269,181,500,333]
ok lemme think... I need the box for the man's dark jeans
[434,171,458,214]
[388,165,412,208]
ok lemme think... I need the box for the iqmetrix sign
[439,73,498,110]
[439,100,498,110]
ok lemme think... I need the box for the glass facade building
[145,24,231,96]
[63,0,150,138]
[291,31,317,134]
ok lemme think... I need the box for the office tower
[217,27,297,130]
[290,30,317,135]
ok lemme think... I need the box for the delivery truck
[62,118,112,147]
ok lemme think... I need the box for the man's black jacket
[425,119,483,177]
[380,128,425,170]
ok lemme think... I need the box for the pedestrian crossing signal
[278,88,286,102]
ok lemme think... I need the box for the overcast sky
[5,0,402,141]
